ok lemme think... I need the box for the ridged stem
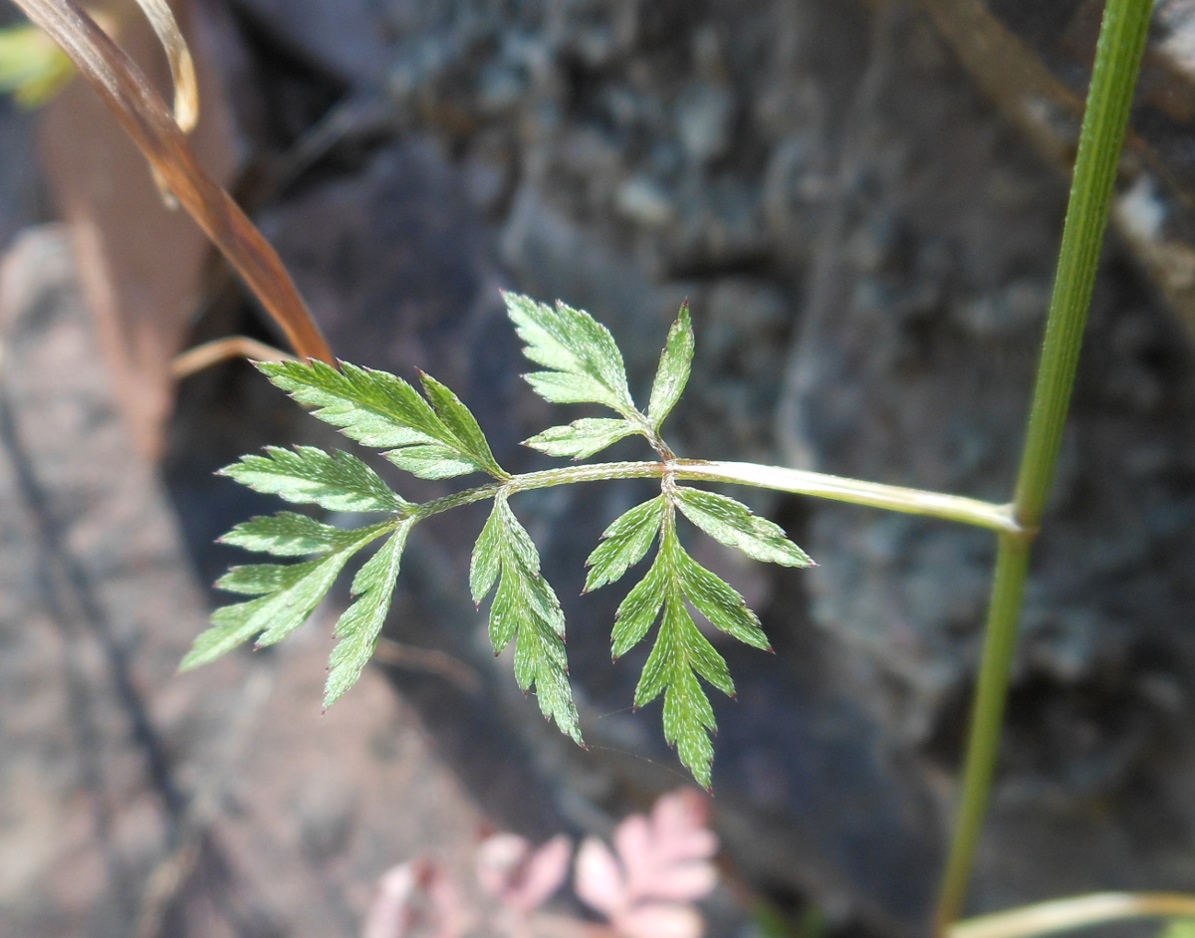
[933,0,1154,931]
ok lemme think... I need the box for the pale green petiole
[409,458,1020,537]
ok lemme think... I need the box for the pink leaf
[629,862,717,904]
[574,790,718,938]
[616,903,705,938]
[574,837,627,918]
[650,791,716,860]
[476,833,572,912]
[362,859,466,938]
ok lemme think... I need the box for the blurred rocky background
[2,1,1195,936]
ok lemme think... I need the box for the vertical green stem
[933,0,1153,931]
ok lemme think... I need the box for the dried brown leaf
[131,0,196,131]
[13,0,332,367]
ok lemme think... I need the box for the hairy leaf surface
[220,512,374,557]
[674,487,812,567]
[504,292,635,416]
[646,303,694,431]
[585,495,666,593]
[675,549,770,650]
[324,522,412,706]
[257,360,505,480]
[610,513,746,788]
[523,417,637,460]
[473,494,582,744]
[182,521,391,670]
[221,446,406,513]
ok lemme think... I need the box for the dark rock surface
[184,0,1195,930]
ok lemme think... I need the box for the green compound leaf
[472,494,582,745]
[674,487,813,568]
[182,521,392,670]
[221,446,407,513]
[585,495,666,593]
[324,522,412,707]
[632,586,731,792]
[257,360,506,481]
[503,292,636,417]
[611,513,746,789]
[523,417,637,460]
[646,302,694,431]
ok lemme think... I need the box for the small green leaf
[663,670,717,790]
[646,302,694,431]
[585,495,666,593]
[674,487,813,567]
[256,361,506,480]
[675,549,770,651]
[385,447,482,480]
[503,292,636,416]
[474,495,582,745]
[632,591,728,791]
[221,446,406,513]
[258,360,440,448]
[181,522,391,670]
[220,512,367,557]
[608,514,738,787]
[418,371,505,478]
[611,553,667,658]
[216,558,321,596]
[632,592,734,705]
[324,522,412,706]
[523,418,637,460]
[469,504,503,605]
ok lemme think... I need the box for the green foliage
[470,495,582,743]
[589,491,809,788]
[221,445,407,513]
[182,521,390,671]
[1160,921,1195,938]
[504,292,637,416]
[325,523,412,706]
[524,417,636,460]
[646,301,694,431]
[190,293,813,786]
[0,22,75,108]
[258,360,507,480]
